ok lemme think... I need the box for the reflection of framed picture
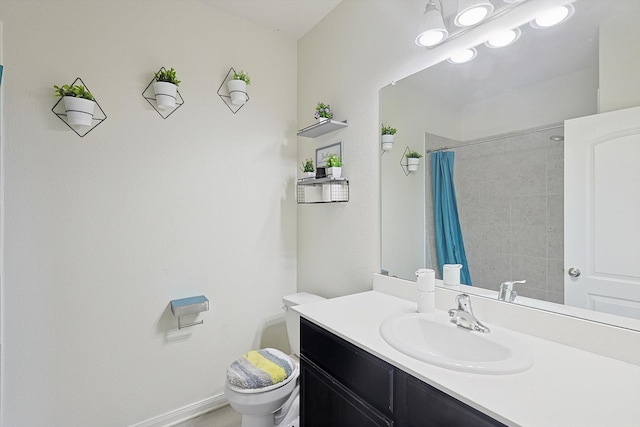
[316,142,342,168]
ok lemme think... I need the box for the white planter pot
[327,166,342,178]
[302,171,315,179]
[63,96,96,127]
[381,134,395,143]
[227,79,248,105]
[153,81,178,110]
[381,135,394,151]
[317,116,330,123]
[407,158,421,172]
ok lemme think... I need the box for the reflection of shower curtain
[431,151,472,285]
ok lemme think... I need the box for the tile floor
[173,405,241,427]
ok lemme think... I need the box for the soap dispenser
[415,268,436,314]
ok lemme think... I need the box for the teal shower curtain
[431,151,472,285]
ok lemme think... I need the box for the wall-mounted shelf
[297,119,348,138]
[297,177,349,204]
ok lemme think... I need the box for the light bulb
[531,4,575,29]
[485,28,522,48]
[457,7,489,26]
[447,48,477,64]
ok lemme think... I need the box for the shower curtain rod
[425,122,564,154]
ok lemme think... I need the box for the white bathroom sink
[379,312,533,374]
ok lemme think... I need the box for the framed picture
[316,142,342,168]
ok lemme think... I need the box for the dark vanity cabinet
[300,318,506,427]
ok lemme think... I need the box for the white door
[564,106,640,319]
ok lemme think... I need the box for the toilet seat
[226,364,299,394]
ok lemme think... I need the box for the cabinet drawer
[301,360,393,427]
[397,370,507,427]
[300,318,395,416]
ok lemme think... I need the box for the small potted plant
[325,153,343,178]
[406,150,423,172]
[301,158,316,179]
[381,124,397,151]
[315,102,333,122]
[228,70,250,106]
[54,84,96,127]
[153,68,181,110]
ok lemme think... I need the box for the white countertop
[294,290,640,427]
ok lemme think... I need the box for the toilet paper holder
[170,295,209,329]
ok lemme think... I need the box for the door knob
[568,267,581,277]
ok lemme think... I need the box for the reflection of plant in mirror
[326,153,342,167]
[406,151,423,158]
[381,124,397,135]
[301,158,315,172]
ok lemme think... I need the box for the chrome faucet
[498,280,527,302]
[448,294,490,333]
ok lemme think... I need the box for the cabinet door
[300,318,395,417]
[301,359,394,427]
[395,370,506,427]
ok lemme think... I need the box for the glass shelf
[297,119,348,138]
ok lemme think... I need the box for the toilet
[224,292,325,427]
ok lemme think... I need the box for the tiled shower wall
[425,126,565,303]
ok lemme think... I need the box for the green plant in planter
[301,158,315,173]
[53,84,94,101]
[406,151,423,159]
[233,70,251,85]
[154,68,181,86]
[326,153,343,168]
[381,124,397,135]
[315,102,333,119]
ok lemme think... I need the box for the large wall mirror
[381,0,640,329]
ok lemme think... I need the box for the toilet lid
[227,348,297,393]
[227,365,298,394]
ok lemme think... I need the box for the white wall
[599,1,640,113]
[297,0,443,298]
[461,66,599,139]
[380,82,460,279]
[1,1,296,425]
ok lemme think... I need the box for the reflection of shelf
[297,177,349,204]
[297,119,348,138]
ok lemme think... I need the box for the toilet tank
[282,292,325,355]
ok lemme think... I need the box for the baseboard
[129,394,228,427]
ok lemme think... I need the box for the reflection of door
[564,106,640,319]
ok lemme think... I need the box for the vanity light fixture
[447,48,478,64]
[415,0,449,47]
[484,27,522,48]
[454,0,494,27]
[530,3,575,29]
